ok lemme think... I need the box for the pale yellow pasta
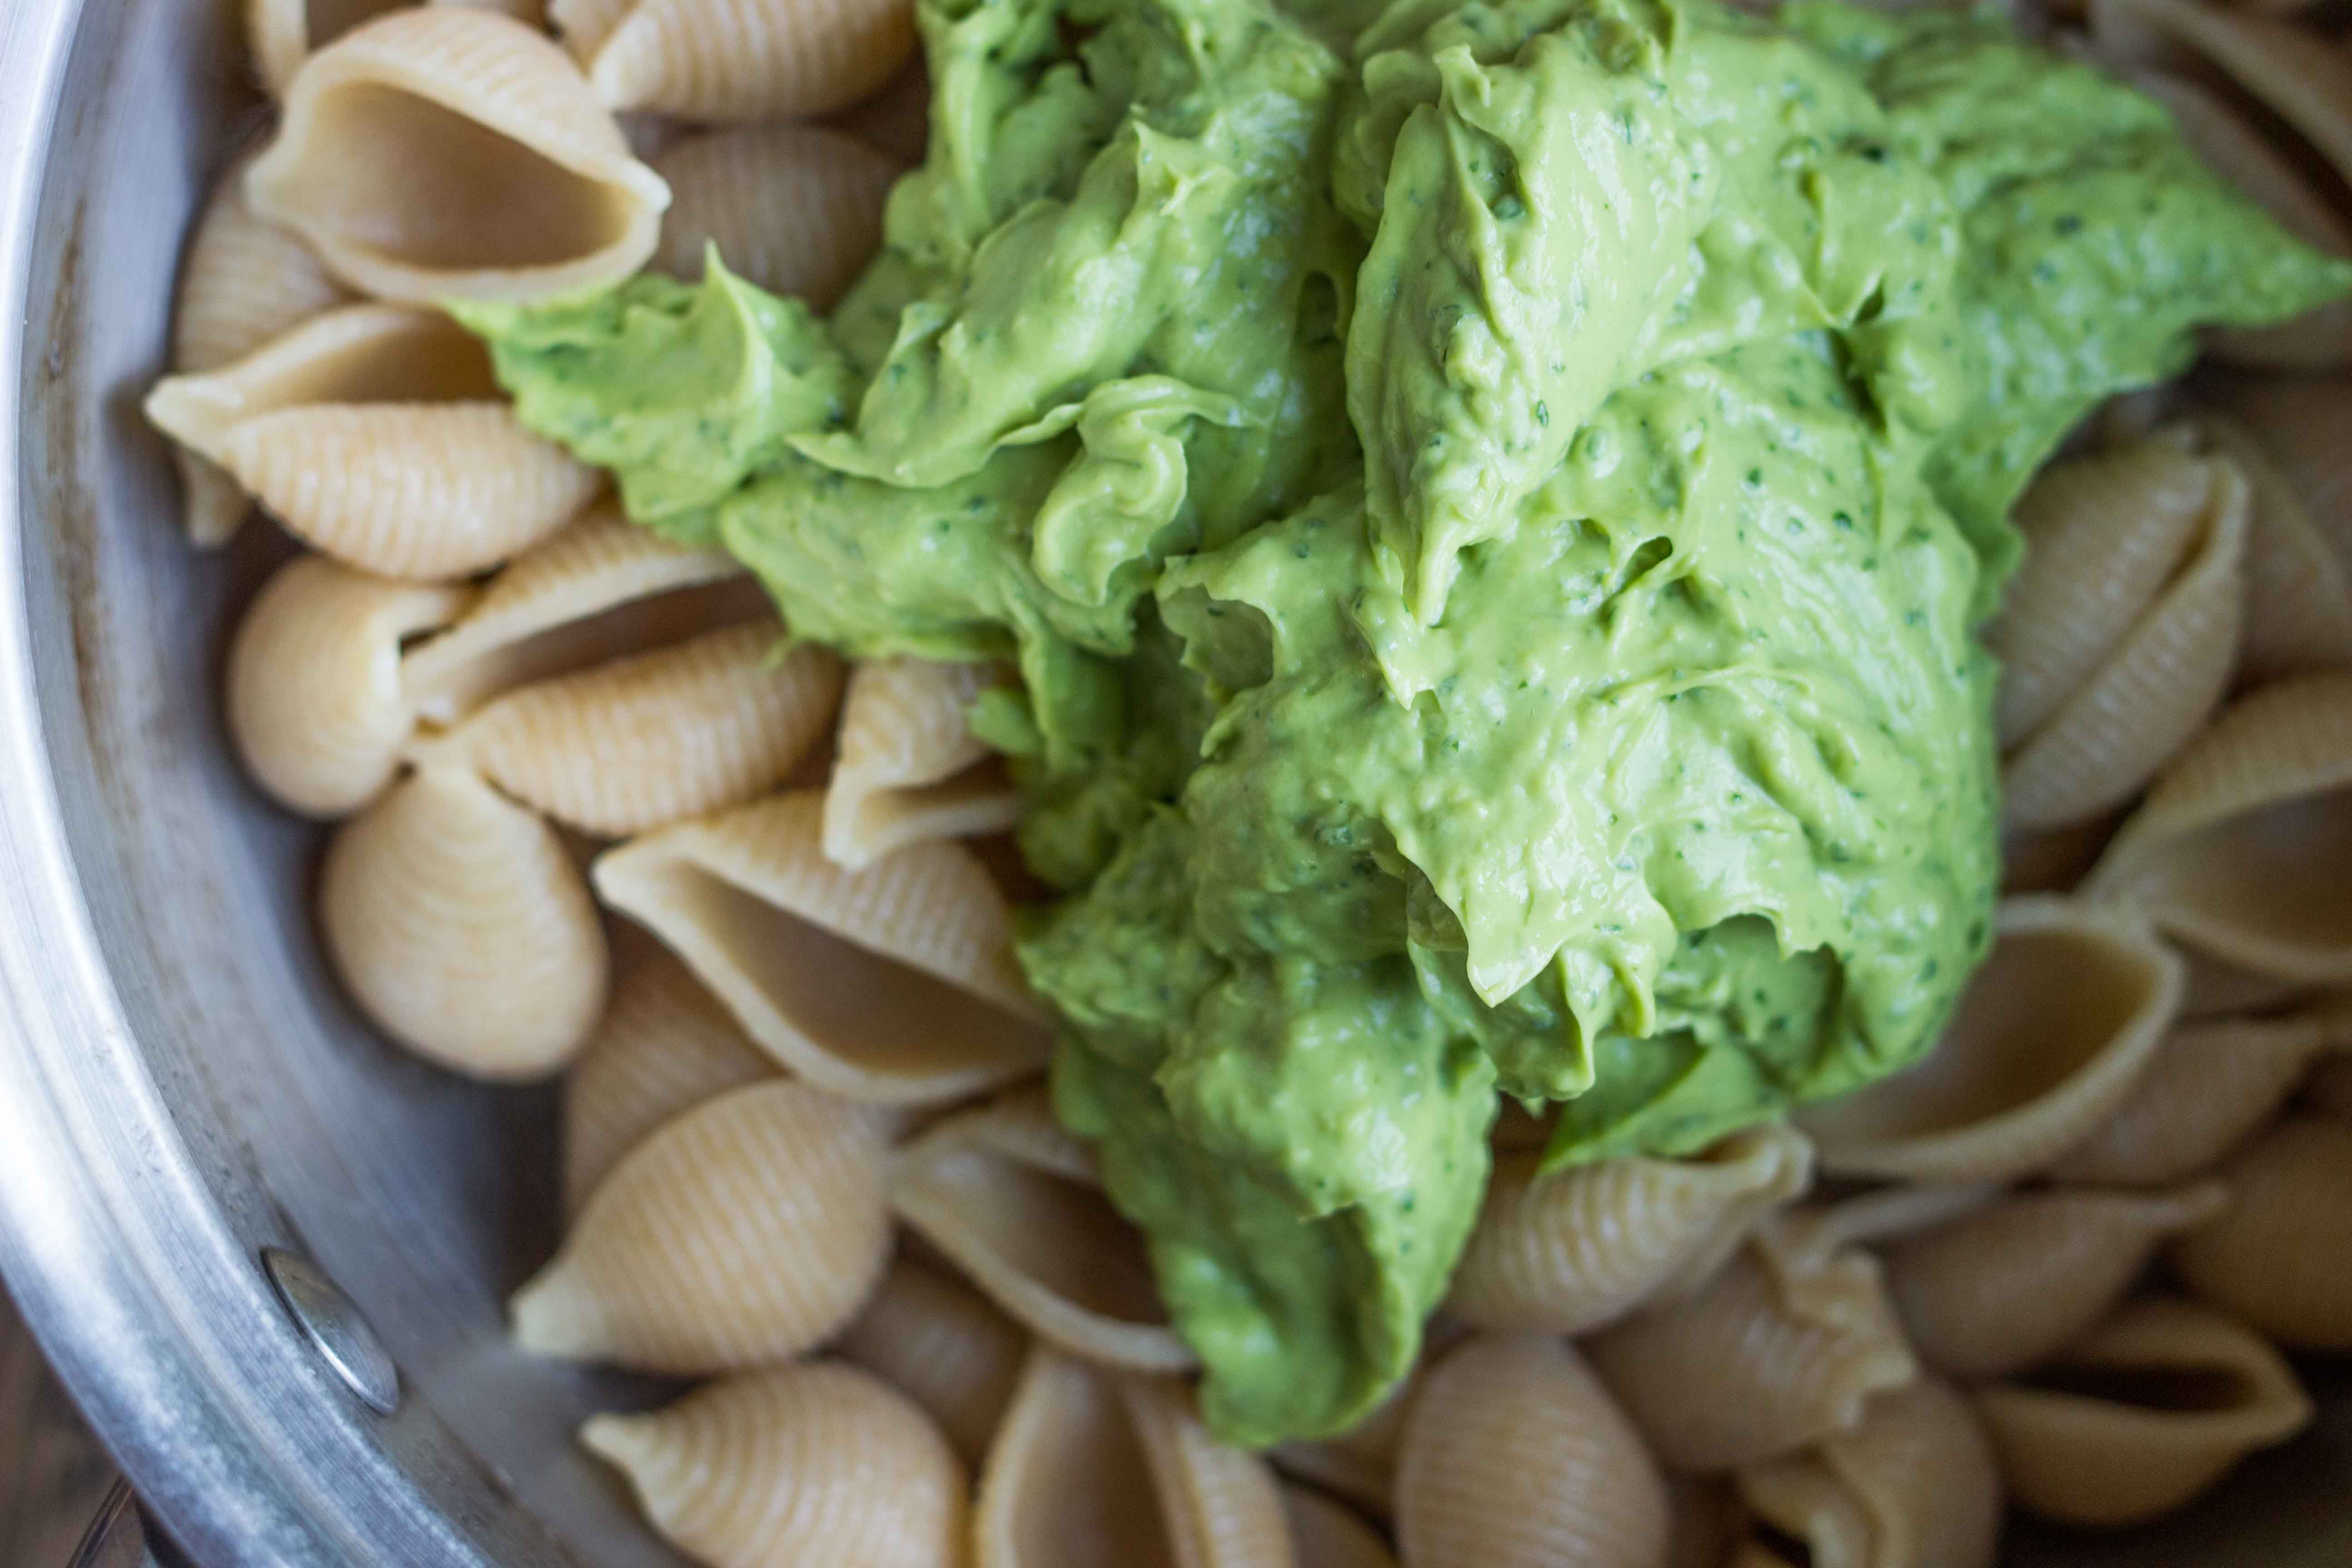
[2170,1114,2352,1350]
[891,1087,1195,1372]
[415,621,842,837]
[318,764,609,1078]
[550,0,919,121]
[835,1253,1030,1469]
[1752,1186,2000,1326]
[168,147,351,548]
[1282,1490,1395,1568]
[2084,671,2352,984]
[225,554,467,817]
[1796,896,2182,1182]
[1444,1120,1811,1335]
[1396,1335,1669,1568]
[561,936,775,1214]
[825,657,1024,870]
[513,1078,891,1372]
[582,1360,967,1568]
[975,1346,1294,1568]
[2200,372,2352,567]
[247,0,549,96]
[245,8,670,301]
[1732,1380,2001,1568]
[144,304,599,578]
[593,789,1054,1104]
[2198,416,2352,681]
[1584,1245,1918,1473]
[651,124,902,307]
[1972,1295,2313,1528]
[1881,1182,2229,1380]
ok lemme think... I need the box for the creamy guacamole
[457,0,2350,1447]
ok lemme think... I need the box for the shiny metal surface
[262,1250,403,1419]
[0,1,2343,1566]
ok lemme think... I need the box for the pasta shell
[2178,947,2317,1019]
[593,789,1052,1104]
[825,657,1024,870]
[561,936,775,1215]
[2051,1010,2352,1184]
[1282,1490,1395,1568]
[169,147,351,548]
[1269,1359,1431,1522]
[318,764,608,1077]
[513,1078,892,1372]
[414,621,841,837]
[890,1087,1193,1372]
[582,1360,967,1568]
[145,304,599,578]
[551,0,918,122]
[836,1252,1029,1470]
[1972,1295,2313,1528]
[1396,1335,1668,1568]
[225,554,467,817]
[1998,453,2249,831]
[247,0,527,97]
[975,1346,1293,1568]
[651,124,901,308]
[1585,1245,1919,1473]
[1730,1379,2001,1568]
[1796,897,2182,1183]
[400,499,752,723]
[2199,372,2352,572]
[2084,671,2352,982]
[2170,1114,2352,1349]
[1882,1182,2230,1379]
[1444,1120,1813,1335]
[833,57,931,166]
[245,8,670,301]
[2198,415,2352,682]
[1752,1186,2003,1329]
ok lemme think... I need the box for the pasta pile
[142,0,2352,1566]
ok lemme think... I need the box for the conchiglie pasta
[551,0,918,122]
[592,789,1053,1104]
[225,554,467,817]
[1282,1490,1395,1568]
[2200,372,2352,564]
[318,764,608,1078]
[2170,1114,2352,1350]
[1269,1358,1429,1521]
[651,124,902,308]
[824,657,1024,870]
[582,1361,967,1568]
[513,1078,892,1372]
[2197,415,2352,682]
[246,8,670,301]
[891,1088,1194,1372]
[246,0,550,97]
[836,1253,1030,1469]
[144,304,599,578]
[1732,1380,2000,1568]
[1396,1335,1669,1568]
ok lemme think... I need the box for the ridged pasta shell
[593,789,1053,1104]
[1396,1335,1669,1568]
[2198,415,2352,682]
[1796,897,2182,1182]
[1282,1490,1395,1568]
[1444,1120,1813,1335]
[837,1252,1029,1469]
[1882,1182,2230,1379]
[225,554,467,817]
[890,1087,1193,1372]
[144,304,599,578]
[168,147,351,548]
[1753,1186,2002,1329]
[1732,1379,2001,1568]
[825,657,1024,870]
[400,499,752,724]
[2051,1010,2352,1184]
[414,621,841,837]
[246,8,669,301]
[1972,1295,2313,1528]
[975,1346,1294,1568]
[561,936,775,1215]
[1999,452,2249,831]
[651,124,901,308]
[318,764,608,1077]
[2199,372,2352,569]
[582,1360,967,1568]
[551,0,918,122]
[2170,1114,2352,1349]
[513,1078,891,1372]
[833,58,930,166]
[1585,1245,1919,1473]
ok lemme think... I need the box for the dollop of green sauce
[456,0,2350,1447]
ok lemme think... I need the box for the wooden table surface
[1,1284,118,1568]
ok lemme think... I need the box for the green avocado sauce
[455,0,2352,1447]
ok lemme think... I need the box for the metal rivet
[261,1248,401,1416]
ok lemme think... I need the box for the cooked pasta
[2200,372,2352,554]
[1268,1360,1426,1521]
[1281,1490,1395,1568]
[2196,416,2352,682]
[245,8,670,301]
[1396,1335,1670,1568]
[514,1078,891,1372]
[2170,1114,2352,1350]
[650,124,902,307]
[317,764,609,1078]
[549,0,918,121]
[1752,1186,2001,1323]
[246,0,553,96]
[824,657,1024,870]
[835,1253,1030,1468]
[582,1360,968,1568]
